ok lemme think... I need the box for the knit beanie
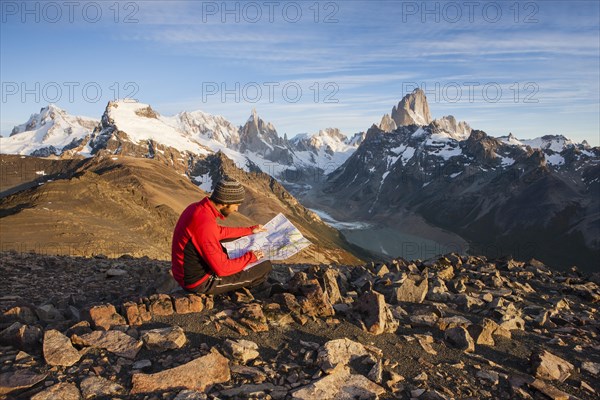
[210,178,245,204]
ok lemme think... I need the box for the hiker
[171,177,272,295]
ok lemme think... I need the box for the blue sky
[1,0,599,145]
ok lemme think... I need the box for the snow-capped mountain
[496,133,594,168]
[1,100,363,182]
[320,91,599,271]
[431,115,472,141]
[1,104,98,157]
[289,128,364,173]
[2,96,596,191]
[174,110,241,148]
[498,133,580,152]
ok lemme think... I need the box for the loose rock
[531,350,574,382]
[444,326,475,352]
[43,329,81,367]
[291,368,385,400]
[31,382,81,400]
[141,326,187,352]
[353,290,398,335]
[224,339,260,364]
[80,376,125,398]
[393,277,428,303]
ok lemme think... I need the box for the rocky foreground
[0,251,599,399]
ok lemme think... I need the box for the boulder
[427,278,452,301]
[454,294,484,311]
[322,268,342,304]
[581,361,600,376]
[35,304,64,322]
[368,359,383,384]
[438,265,455,281]
[149,294,175,316]
[297,279,335,317]
[530,378,572,400]
[0,370,47,396]
[238,303,268,333]
[410,313,439,327]
[173,295,204,314]
[122,302,152,326]
[3,305,38,324]
[467,318,510,346]
[437,316,472,331]
[0,322,42,352]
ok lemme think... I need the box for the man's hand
[252,250,264,260]
[252,224,267,234]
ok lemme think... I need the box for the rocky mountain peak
[134,105,159,119]
[249,107,259,121]
[239,110,292,164]
[319,127,347,142]
[3,104,98,156]
[462,129,502,161]
[10,104,66,137]
[431,115,472,140]
[176,110,241,147]
[391,88,433,127]
[347,131,366,146]
[378,113,397,133]
[241,109,278,142]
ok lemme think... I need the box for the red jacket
[171,197,257,289]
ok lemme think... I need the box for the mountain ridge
[0,153,367,265]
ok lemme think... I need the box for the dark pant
[189,260,273,295]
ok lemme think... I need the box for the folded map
[222,213,312,270]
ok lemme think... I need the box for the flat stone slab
[75,330,142,359]
[0,369,47,395]
[131,349,230,394]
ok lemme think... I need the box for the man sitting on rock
[171,177,272,295]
